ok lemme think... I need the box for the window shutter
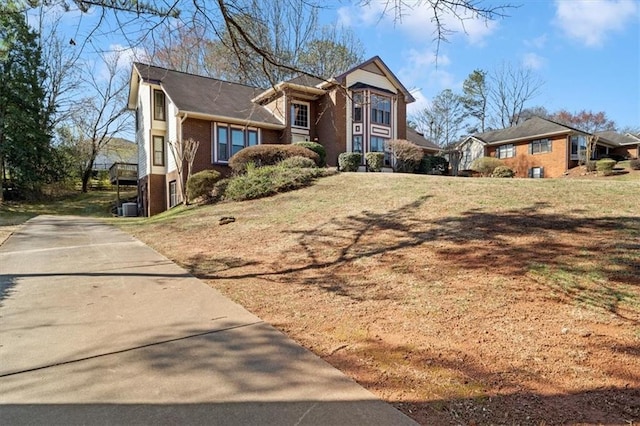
[529,143,533,155]
[540,167,544,178]
[528,168,533,178]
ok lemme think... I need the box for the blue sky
[327,0,640,129]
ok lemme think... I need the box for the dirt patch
[127,174,640,425]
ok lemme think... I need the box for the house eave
[252,82,326,104]
[482,130,576,146]
[177,110,286,130]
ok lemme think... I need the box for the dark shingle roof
[133,63,284,127]
[595,131,640,146]
[407,127,440,151]
[474,116,579,144]
[286,74,325,87]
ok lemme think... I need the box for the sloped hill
[123,173,640,425]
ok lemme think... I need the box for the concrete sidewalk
[0,215,416,425]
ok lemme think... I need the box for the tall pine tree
[0,3,53,200]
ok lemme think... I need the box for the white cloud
[524,34,548,49]
[522,52,546,70]
[554,0,639,47]
[407,89,430,116]
[337,0,499,45]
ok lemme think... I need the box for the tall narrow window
[371,94,391,125]
[231,128,244,157]
[571,135,587,160]
[352,92,363,122]
[248,130,258,147]
[353,135,363,153]
[154,90,166,121]
[217,126,229,162]
[291,102,309,128]
[370,136,385,152]
[153,135,165,166]
[169,181,177,207]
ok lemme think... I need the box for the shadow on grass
[185,198,640,316]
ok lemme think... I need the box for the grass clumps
[225,163,331,201]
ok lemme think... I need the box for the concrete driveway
[0,215,416,425]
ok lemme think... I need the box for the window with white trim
[371,94,391,125]
[291,102,309,128]
[215,125,259,162]
[169,180,178,207]
[153,135,165,166]
[352,92,363,122]
[529,167,544,178]
[496,144,515,159]
[530,138,551,154]
[353,135,363,153]
[153,90,166,121]
[571,135,587,160]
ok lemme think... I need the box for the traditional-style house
[456,117,622,178]
[596,131,640,160]
[127,56,416,216]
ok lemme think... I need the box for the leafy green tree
[0,3,53,200]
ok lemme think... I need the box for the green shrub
[491,165,515,178]
[294,141,326,166]
[229,144,319,173]
[595,158,616,176]
[279,156,317,169]
[225,163,330,201]
[187,169,221,201]
[417,155,449,175]
[630,159,640,170]
[210,178,230,202]
[471,156,503,177]
[585,160,597,172]
[388,139,423,172]
[365,152,384,172]
[338,152,362,172]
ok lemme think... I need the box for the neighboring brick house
[127,56,416,216]
[596,131,640,160]
[456,117,622,178]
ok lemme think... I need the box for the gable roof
[407,127,440,152]
[473,116,586,145]
[595,131,640,146]
[335,56,416,104]
[129,63,285,128]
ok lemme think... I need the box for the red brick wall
[317,89,346,167]
[486,135,569,178]
[396,96,407,140]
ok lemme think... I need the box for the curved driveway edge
[0,215,416,425]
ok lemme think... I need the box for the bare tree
[411,89,465,147]
[64,51,131,192]
[489,62,544,128]
[168,137,200,205]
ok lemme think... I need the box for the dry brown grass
[121,173,640,425]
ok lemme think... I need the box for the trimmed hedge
[229,144,319,173]
[225,164,330,201]
[187,169,221,202]
[471,156,503,177]
[491,165,515,178]
[417,155,449,175]
[294,141,326,166]
[365,152,384,172]
[338,152,362,172]
[388,139,423,172]
[596,158,616,176]
[279,156,317,169]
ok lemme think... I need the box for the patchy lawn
[123,174,639,424]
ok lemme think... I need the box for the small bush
[491,165,515,178]
[229,144,319,173]
[585,160,597,172]
[294,141,326,166]
[279,156,317,169]
[388,139,423,173]
[338,152,362,172]
[210,178,230,202]
[187,169,221,201]
[629,159,640,170]
[471,156,503,177]
[417,155,449,175]
[225,164,330,201]
[365,152,384,172]
[595,158,616,176]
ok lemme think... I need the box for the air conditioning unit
[122,203,137,217]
